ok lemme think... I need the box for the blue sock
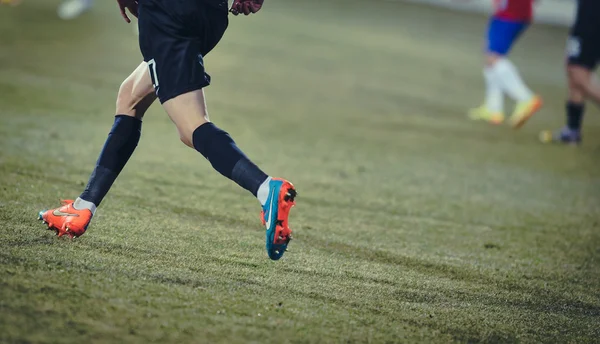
[192,122,268,196]
[566,101,584,131]
[79,115,142,205]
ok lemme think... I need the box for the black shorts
[567,0,600,70]
[138,0,229,103]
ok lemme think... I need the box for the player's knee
[567,65,591,90]
[173,124,195,148]
[179,132,194,148]
[485,53,501,67]
[116,77,137,116]
[116,77,155,119]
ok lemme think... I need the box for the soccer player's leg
[477,17,542,128]
[470,17,506,124]
[39,62,157,237]
[162,91,296,260]
[494,20,542,129]
[138,0,296,260]
[540,34,600,145]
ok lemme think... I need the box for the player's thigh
[486,18,528,56]
[162,89,210,146]
[116,62,157,118]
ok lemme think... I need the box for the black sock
[192,122,268,196]
[79,115,142,205]
[566,101,584,131]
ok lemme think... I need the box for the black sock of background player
[79,115,142,206]
[192,122,268,197]
[566,101,584,131]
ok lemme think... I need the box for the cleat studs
[274,250,280,255]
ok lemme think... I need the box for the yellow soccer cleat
[509,95,543,129]
[468,105,505,125]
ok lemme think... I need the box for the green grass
[1,0,600,343]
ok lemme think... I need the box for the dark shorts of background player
[138,0,229,103]
[566,1,600,70]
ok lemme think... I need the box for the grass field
[1,0,600,343]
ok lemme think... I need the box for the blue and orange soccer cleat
[38,200,92,238]
[260,178,296,260]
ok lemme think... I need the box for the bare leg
[162,89,208,148]
[568,65,600,105]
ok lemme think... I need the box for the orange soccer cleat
[38,200,93,238]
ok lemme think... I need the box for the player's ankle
[73,197,97,215]
[256,177,272,206]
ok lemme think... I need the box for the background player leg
[39,62,157,237]
[470,53,506,124]
[540,65,599,145]
[470,17,541,128]
[540,0,600,146]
